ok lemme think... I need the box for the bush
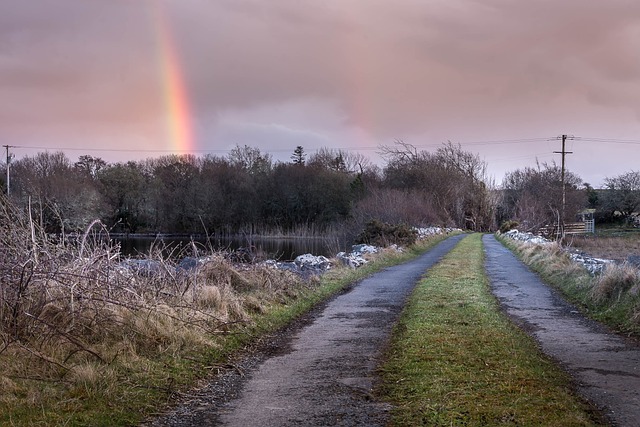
[356,219,417,247]
[499,220,519,233]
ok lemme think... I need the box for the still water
[113,235,340,261]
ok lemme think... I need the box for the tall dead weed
[0,196,315,414]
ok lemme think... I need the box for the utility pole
[553,135,573,235]
[4,145,14,197]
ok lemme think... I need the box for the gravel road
[147,234,466,427]
[484,234,640,427]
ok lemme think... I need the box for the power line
[577,137,640,144]
[459,137,550,145]
[490,152,555,162]
[5,135,636,159]
[7,137,552,153]
[10,145,230,154]
[9,144,383,155]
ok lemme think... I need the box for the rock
[294,254,331,272]
[627,255,640,268]
[503,229,552,245]
[176,256,211,272]
[275,261,300,274]
[414,227,443,238]
[413,226,462,238]
[337,251,368,268]
[351,244,378,255]
[569,253,612,276]
[502,229,617,276]
[177,256,199,271]
[262,255,331,279]
[119,259,164,277]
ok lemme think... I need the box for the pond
[113,235,344,261]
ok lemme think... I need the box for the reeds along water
[114,235,341,261]
[114,223,353,261]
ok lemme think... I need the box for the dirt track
[148,234,465,426]
[484,234,640,427]
[148,234,640,426]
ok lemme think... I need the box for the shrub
[356,219,417,247]
[499,220,519,233]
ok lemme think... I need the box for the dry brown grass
[0,195,319,421]
[518,242,591,290]
[566,234,640,262]
[562,233,640,309]
[590,263,640,303]
[1,254,309,369]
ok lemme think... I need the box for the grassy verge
[0,233,453,426]
[378,234,604,426]
[498,235,640,336]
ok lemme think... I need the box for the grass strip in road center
[378,233,605,426]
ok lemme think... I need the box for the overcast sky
[2,0,640,186]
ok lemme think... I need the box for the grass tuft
[591,263,640,303]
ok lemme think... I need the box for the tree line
[1,142,639,237]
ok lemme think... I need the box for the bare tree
[11,151,104,232]
[308,148,374,175]
[228,145,273,176]
[378,139,419,164]
[378,141,493,230]
[500,162,585,230]
[74,155,107,179]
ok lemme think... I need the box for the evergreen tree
[291,146,306,165]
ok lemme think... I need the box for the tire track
[149,234,465,427]
[484,234,640,427]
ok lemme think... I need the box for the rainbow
[152,1,195,154]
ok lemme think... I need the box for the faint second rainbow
[152,1,195,154]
